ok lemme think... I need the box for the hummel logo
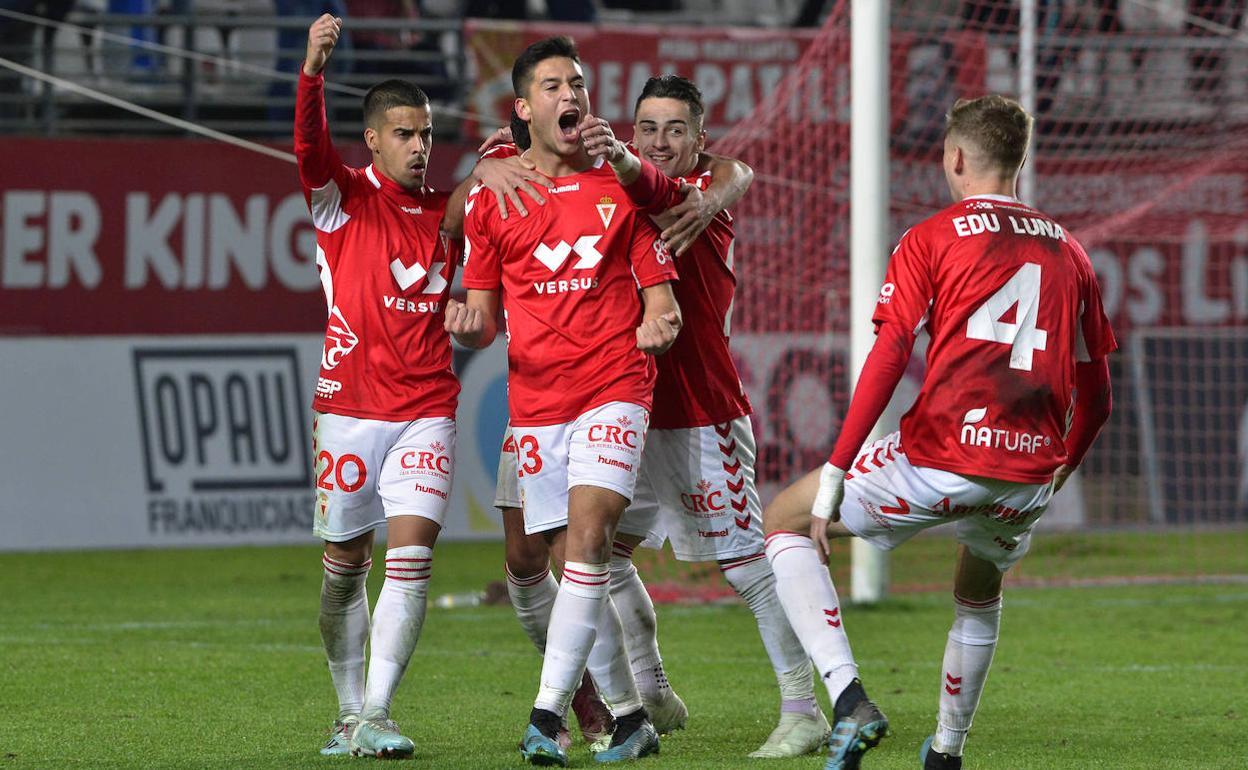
[533,236,603,272]
[400,205,424,215]
[390,259,448,293]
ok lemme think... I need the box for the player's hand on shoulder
[474,156,549,220]
[636,310,680,355]
[660,181,713,256]
[444,298,484,341]
[303,14,342,77]
[579,114,626,163]
[809,463,846,563]
[477,126,514,155]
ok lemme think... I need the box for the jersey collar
[366,164,429,199]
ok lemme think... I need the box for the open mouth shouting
[557,107,582,142]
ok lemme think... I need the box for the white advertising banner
[0,335,512,551]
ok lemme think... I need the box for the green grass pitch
[3,531,1245,768]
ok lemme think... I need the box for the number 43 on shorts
[965,262,1048,371]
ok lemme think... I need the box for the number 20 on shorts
[317,450,368,493]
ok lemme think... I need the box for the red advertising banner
[0,137,477,336]
[461,19,821,139]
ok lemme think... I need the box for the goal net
[634,0,1248,599]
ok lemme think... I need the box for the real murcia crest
[596,196,617,229]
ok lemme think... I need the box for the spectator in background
[1186,0,1245,98]
[0,0,76,119]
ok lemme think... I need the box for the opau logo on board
[132,347,313,536]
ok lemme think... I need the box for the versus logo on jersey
[959,407,1051,454]
[532,236,604,272]
[596,196,617,229]
[389,258,448,294]
[322,306,359,371]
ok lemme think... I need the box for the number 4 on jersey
[965,262,1048,371]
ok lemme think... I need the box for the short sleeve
[872,227,935,334]
[461,185,502,290]
[628,213,678,288]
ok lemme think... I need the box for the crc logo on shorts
[533,236,604,272]
[399,441,452,478]
[681,479,726,515]
[587,420,639,449]
[322,305,359,371]
[959,407,1051,454]
[133,346,312,494]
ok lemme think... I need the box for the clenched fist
[444,298,486,346]
[304,14,342,77]
[636,310,680,355]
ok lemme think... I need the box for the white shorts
[623,416,764,562]
[838,432,1054,571]
[311,412,456,542]
[513,402,650,535]
[494,424,522,510]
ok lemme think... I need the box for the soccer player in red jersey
[449,36,680,765]
[761,95,1116,770]
[296,15,546,759]
[576,75,831,758]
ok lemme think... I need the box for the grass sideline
[3,530,1245,768]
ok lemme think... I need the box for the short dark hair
[509,108,531,151]
[362,79,430,128]
[634,75,705,131]
[511,36,580,98]
[944,95,1033,173]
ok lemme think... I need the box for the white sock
[933,594,1002,757]
[319,554,371,718]
[360,545,433,720]
[533,562,610,716]
[721,552,818,714]
[507,565,558,653]
[585,593,644,717]
[607,541,665,701]
[764,531,858,703]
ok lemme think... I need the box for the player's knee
[505,533,550,578]
[324,532,372,566]
[763,470,819,535]
[762,496,808,536]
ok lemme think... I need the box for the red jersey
[624,160,752,429]
[295,72,461,421]
[462,156,678,427]
[876,194,1116,483]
